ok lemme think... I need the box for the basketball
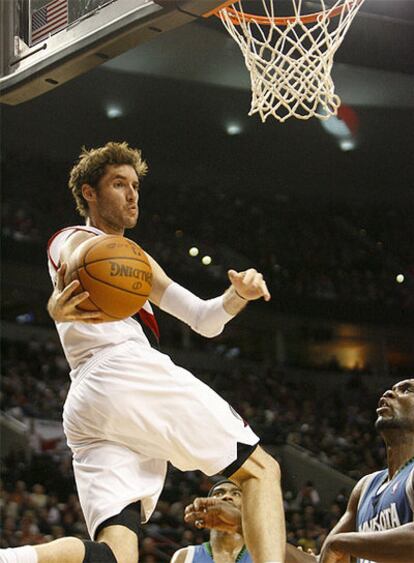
[67,235,153,321]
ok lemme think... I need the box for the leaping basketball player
[183,380,414,563]
[0,142,285,563]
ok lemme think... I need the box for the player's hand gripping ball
[67,235,152,321]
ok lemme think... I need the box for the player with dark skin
[172,481,249,563]
[184,380,414,563]
[183,492,315,563]
[183,485,315,563]
[318,378,414,563]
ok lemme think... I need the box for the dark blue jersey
[356,459,414,563]
[185,542,252,562]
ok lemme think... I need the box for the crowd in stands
[1,339,69,421]
[1,338,386,483]
[1,154,410,558]
[1,448,348,559]
[141,185,413,312]
[0,328,372,556]
[2,153,413,322]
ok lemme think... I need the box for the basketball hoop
[205,0,365,123]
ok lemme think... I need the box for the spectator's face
[376,379,414,433]
[209,482,242,510]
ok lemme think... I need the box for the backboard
[0,0,223,105]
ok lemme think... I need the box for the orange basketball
[68,235,152,321]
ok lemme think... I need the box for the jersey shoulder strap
[184,546,195,562]
[47,225,103,271]
[357,470,386,510]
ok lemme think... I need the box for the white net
[218,0,365,122]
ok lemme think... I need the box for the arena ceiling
[1,0,414,203]
[105,0,414,105]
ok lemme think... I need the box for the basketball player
[184,380,414,563]
[171,479,253,563]
[0,142,285,563]
[181,483,317,563]
[318,378,414,563]
[175,480,314,562]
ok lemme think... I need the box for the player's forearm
[222,285,249,316]
[329,523,414,562]
[285,543,316,563]
[159,282,234,337]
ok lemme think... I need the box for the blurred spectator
[293,481,321,509]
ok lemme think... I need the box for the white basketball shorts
[62,340,259,538]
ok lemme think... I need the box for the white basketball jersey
[47,225,153,375]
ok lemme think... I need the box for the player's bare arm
[48,231,271,327]
[147,253,270,310]
[285,544,317,563]
[184,496,242,534]
[144,253,173,304]
[225,268,271,306]
[319,476,367,563]
[325,523,414,563]
[47,231,106,323]
[147,251,271,337]
[184,497,317,562]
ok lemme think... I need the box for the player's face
[210,482,242,509]
[93,164,140,231]
[375,379,414,433]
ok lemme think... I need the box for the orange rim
[203,0,363,26]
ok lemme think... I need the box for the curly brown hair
[68,141,148,217]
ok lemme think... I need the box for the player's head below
[208,479,242,509]
[68,141,147,230]
[375,379,414,437]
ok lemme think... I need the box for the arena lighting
[202,255,212,265]
[106,104,123,118]
[396,274,405,284]
[320,104,359,151]
[339,138,356,152]
[321,104,359,136]
[189,247,199,257]
[321,115,351,138]
[226,122,243,135]
[16,312,35,324]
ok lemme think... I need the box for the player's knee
[93,501,141,563]
[82,540,138,563]
[232,446,281,483]
[253,448,281,481]
[82,540,118,563]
